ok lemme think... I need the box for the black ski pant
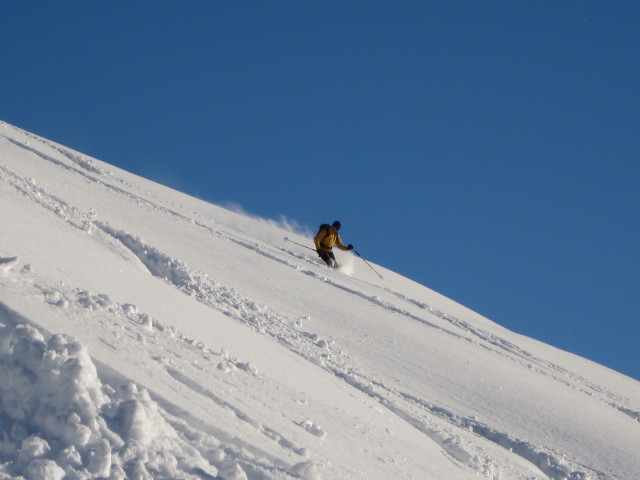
[318,249,337,268]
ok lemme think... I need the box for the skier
[314,221,354,268]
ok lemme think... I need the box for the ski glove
[347,244,354,250]
[316,249,323,257]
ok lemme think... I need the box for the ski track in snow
[1,264,315,479]
[1,124,636,479]
[89,223,617,480]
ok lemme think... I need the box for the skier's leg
[319,250,333,267]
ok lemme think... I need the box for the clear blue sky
[2,1,638,380]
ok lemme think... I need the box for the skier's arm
[335,235,352,251]
[314,229,326,250]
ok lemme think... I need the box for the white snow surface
[0,121,638,480]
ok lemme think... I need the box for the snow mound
[0,322,217,480]
[0,257,18,273]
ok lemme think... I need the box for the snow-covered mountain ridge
[1,121,638,479]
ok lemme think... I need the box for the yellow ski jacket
[314,226,349,252]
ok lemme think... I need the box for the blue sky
[2,1,639,380]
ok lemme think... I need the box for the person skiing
[314,221,354,268]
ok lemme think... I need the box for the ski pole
[284,237,316,252]
[354,250,384,280]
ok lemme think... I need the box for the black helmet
[332,221,341,230]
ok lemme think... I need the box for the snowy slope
[0,121,638,480]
